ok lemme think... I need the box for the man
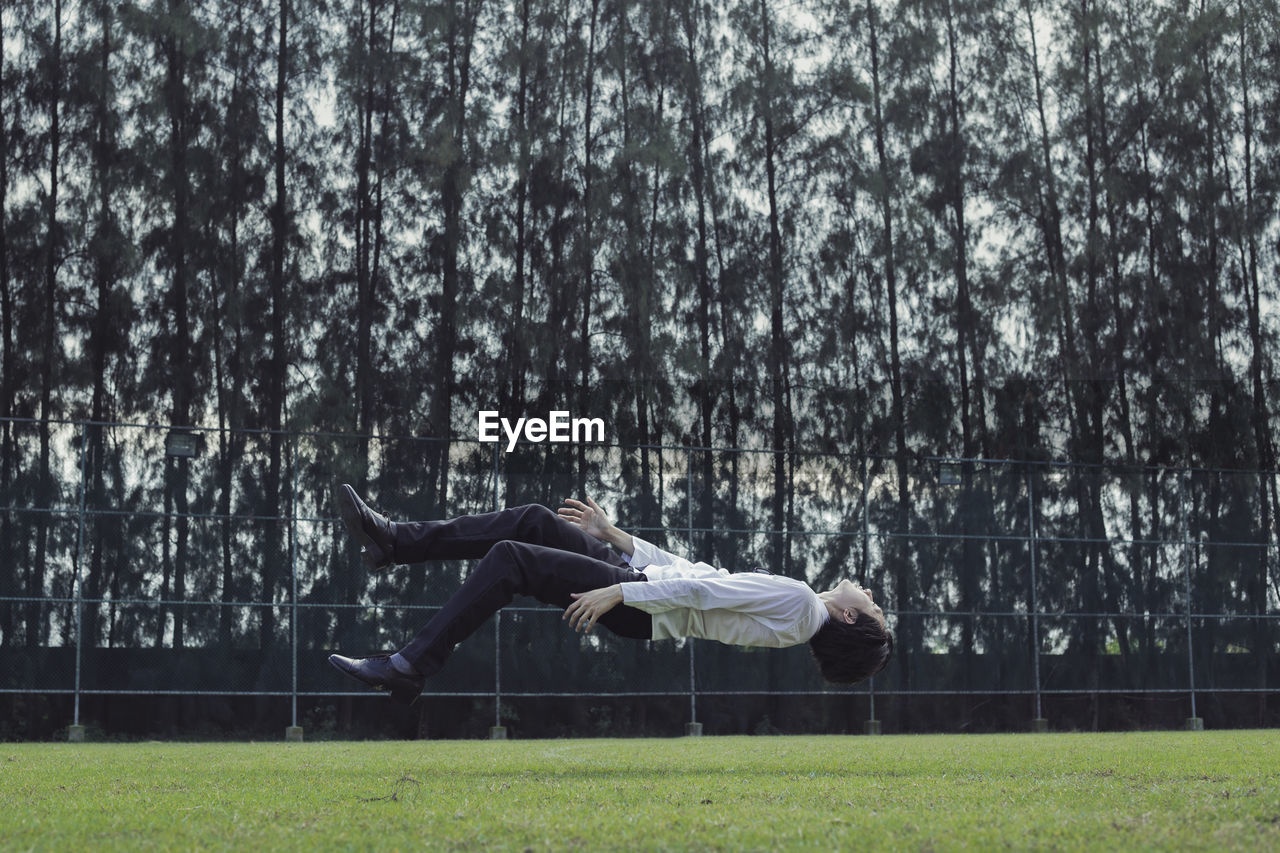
[328,486,892,703]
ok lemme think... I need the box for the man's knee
[482,538,551,574]
[510,504,564,543]
[514,503,558,527]
[471,540,533,592]
[482,538,525,565]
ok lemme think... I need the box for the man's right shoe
[337,483,397,571]
[328,653,425,705]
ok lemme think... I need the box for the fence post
[863,678,881,735]
[1180,470,1203,730]
[491,613,505,739]
[861,456,880,734]
[490,442,506,739]
[1027,465,1047,733]
[69,422,88,743]
[286,430,303,742]
[684,447,701,736]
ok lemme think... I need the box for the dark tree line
[2,0,1278,731]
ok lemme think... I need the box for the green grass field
[4,732,1279,851]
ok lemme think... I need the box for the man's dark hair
[808,612,893,685]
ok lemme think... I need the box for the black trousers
[396,504,652,676]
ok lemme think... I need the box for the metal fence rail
[0,417,1277,738]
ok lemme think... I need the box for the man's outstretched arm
[558,497,635,557]
[563,585,623,633]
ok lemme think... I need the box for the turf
[3,731,1279,851]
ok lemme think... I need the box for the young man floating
[328,487,892,703]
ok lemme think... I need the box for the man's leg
[397,540,650,678]
[329,540,649,701]
[393,504,623,564]
[338,485,622,568]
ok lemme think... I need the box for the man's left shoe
[328,653,425,704]
[336,484,398,571]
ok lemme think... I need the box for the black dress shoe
[337,484,397,571]
[328,653,425,704]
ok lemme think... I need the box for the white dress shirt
[619,536,830,648]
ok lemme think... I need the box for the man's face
[824,578,885,626]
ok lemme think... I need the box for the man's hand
[563,584,623,633]
[558,497,635,556]
[558,497,613,540]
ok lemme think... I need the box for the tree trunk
[541,0,574,461]
[1238,0,1272,721]
[759,0,790,575]
[575,0,599,499]
[162,0,193,651]
[943,0,983,681]
[613,0,657,522]
[261,0,291,653]
[681,0,716,559]
[1024,0,1098,662]
[85,0,120,650]
[433,0,478,511]
[216,0,251,650]
[1091,4,1142,674]
[867,0,911,693]
[644,6,671,526]
[1070,0,1111,695]
[33,0,64,647]
[354,0,377,445]
[0,0,13,647]
[503,0,531,451]
[1125,0,1161,666]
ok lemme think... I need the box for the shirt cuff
[625,535,664,569]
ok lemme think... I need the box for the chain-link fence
[1,417,1277,738]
